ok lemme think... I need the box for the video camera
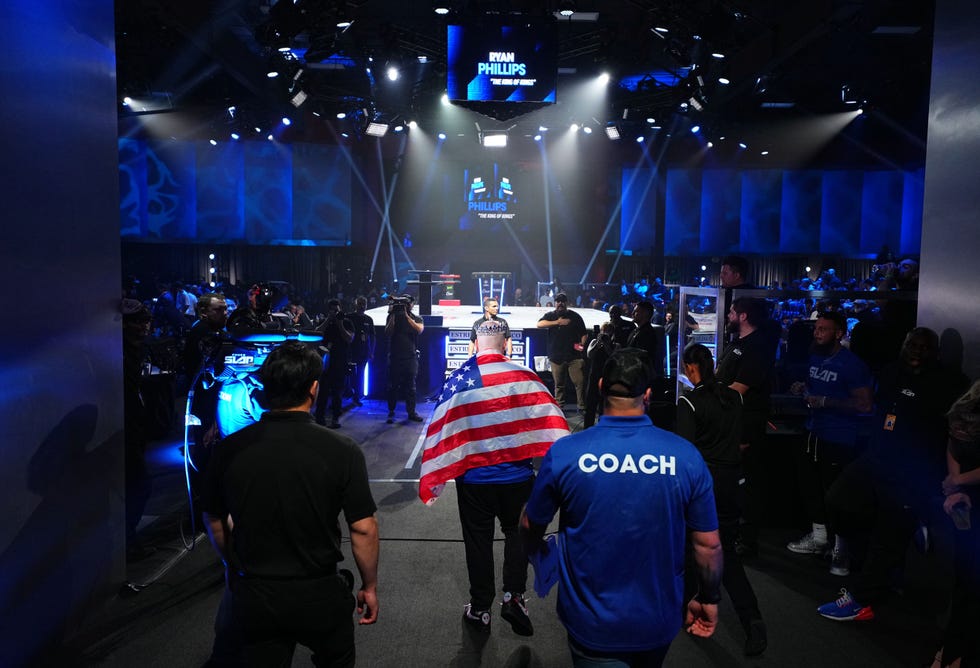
[389,295,412,313]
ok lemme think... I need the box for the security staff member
[202,341,379,666]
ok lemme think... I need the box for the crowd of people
[121,252,978,667]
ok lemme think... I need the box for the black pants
[737,414,767,546]
[795,434,859,526]
[456,478,534,610]
[825,454,925,604]
[386,357,418,416]
[686,465,762,630]
[315,359,347,424]
[209,573,354,668]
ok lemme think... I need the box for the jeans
[568,635,669,668]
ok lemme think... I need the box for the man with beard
[536,293,588,414]
[715,297,777,558]
[786,312,873,577]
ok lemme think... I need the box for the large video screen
[446,21,557,104]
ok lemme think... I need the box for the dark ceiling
[116,0,935,165]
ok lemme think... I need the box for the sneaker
[817,588,874,621]
[408,413,424,422]
[386,413,395,424]
[787,531,828,555]
[500,592,533,636]
[462,603,491,633]
[830,545,850,576]
[744,618,767,656]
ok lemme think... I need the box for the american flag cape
[419,352,570,504]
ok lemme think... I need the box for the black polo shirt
[202,411,376,578]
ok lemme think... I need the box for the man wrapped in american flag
[419,319,569,636]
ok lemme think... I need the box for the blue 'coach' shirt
[524,414,717,652]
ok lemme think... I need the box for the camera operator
[315,298,354,429]
[384,294,425,424]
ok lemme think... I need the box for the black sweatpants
[456,477,534,611]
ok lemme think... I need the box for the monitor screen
[446,21,557,104]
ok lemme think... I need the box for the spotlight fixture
[231,133,240,140]
[433,1,450,15]
[209,139,217,146]
[534,134,542,141]
[711,52,726,59]
[583,126,592,134]
[394,124,404,132]
[267,71,279,78]
[570,123,579,132]
[605,125,621,140]
[337,112,347,119]
[718,77,730,85]
[438,132,447,139]
[387,66,399,81]
[636,136,645,143]
[282,117,292,126]
[558,2,575,17]
[290,90,308,107]
[688,96,704,111]
[691,125,700,134]
[366,122,389,137]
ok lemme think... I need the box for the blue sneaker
[817,588,874,621]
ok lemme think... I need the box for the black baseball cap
[554,293,568,304]
[601,348,653,398]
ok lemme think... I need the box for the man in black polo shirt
[468,297,512,357]
[202,341,379,667]
[536,293,588,413]
[715,297,777,557]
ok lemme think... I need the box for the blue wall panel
[740,170,782,253]
[901,169,925,256]
[292,143,351,244]
[137,141,196,239]
[620,167,657,251]
[665,169,701,255]
[779,170,822,252]
[700,170,741,254]
[196,141,245,240]
[820,171,863,254]
[119,138,147,237]
[244,142,293,241]
[860,170,903,255]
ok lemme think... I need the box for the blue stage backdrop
[654,167,924,257]
[120,138,352,245]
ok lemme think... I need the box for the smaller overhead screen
[447,21,557,104]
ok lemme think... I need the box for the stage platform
[364,304,610,331]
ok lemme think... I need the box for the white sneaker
[787,531,828,555]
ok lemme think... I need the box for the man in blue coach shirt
[521,348,723,667]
